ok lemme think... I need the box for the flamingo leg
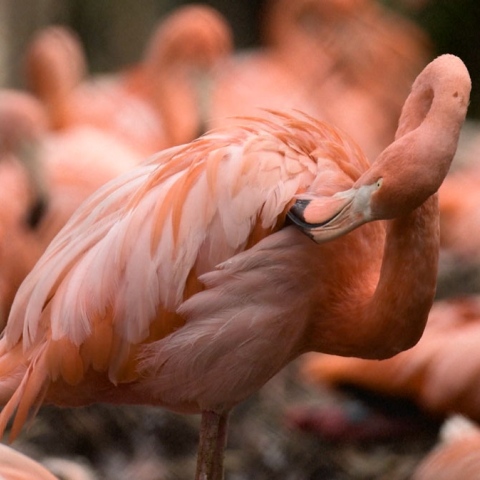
[195,410,230,480]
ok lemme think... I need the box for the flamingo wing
[0,113,367,433]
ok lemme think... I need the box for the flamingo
[0,55,470,479]
[413,415,480,480]
[23,25,87,131]
[0,89,142,325]
[24,5,232,157]
[210,0,431,160]
[0,90,55,327]
[438,165,480,260]
[0,443,58,480]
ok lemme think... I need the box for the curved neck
[25,36,85,130]
[147,67,202,146]
[354,194,439,358]
[304,193,439,359]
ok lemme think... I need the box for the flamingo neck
[348,194,439,359]
[149,67,201,147]
[302,194,439,360]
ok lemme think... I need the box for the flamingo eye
[375,178,383,189]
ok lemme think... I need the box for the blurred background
[1,0,480,118]
[2,1,480,479]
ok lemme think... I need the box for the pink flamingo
[0,55,470,479]
[210,0,431,160]
[437,165,480,260]
[0,89,142,325]
[0,443,57,480]
[24,5,232,157]
[413,415,480,480]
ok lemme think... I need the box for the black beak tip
[288,199,310,222]
[287,199,312,228]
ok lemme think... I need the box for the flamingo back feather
[0,113,368,436]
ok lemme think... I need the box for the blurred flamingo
[423,127,480,294]
[23,25,86,131]
[210,0,431,160]
[24,5,232,157]
[262,0,430,98]
[0,88,51,329]
[0,443,96,480]
[0,89,142,325]
[438,164,480,261]
[0,443,58,480]
[0,55,469,479]
[413,415,480,480]
[301,296,480,423]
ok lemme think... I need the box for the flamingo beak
[287,186,373,243]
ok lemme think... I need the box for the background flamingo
[209,0,431,160]
[0,441,96,479]
[300,296,480,423]
[438,158,480,262]
[413,415,480,480]
[0,443,58,480]
[24,5,232,157]
[0,54,470,479]
[0,89,142,327]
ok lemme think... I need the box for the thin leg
[195,410,230,480]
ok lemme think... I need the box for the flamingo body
[413,415,480,480]
[0,90,142,325]
[0,113,374,418]
[0,444,57,480]
[0,55,471,479]
[210,0,431,160]
[439,166,480,259]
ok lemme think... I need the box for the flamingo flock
[0,1,475,479]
